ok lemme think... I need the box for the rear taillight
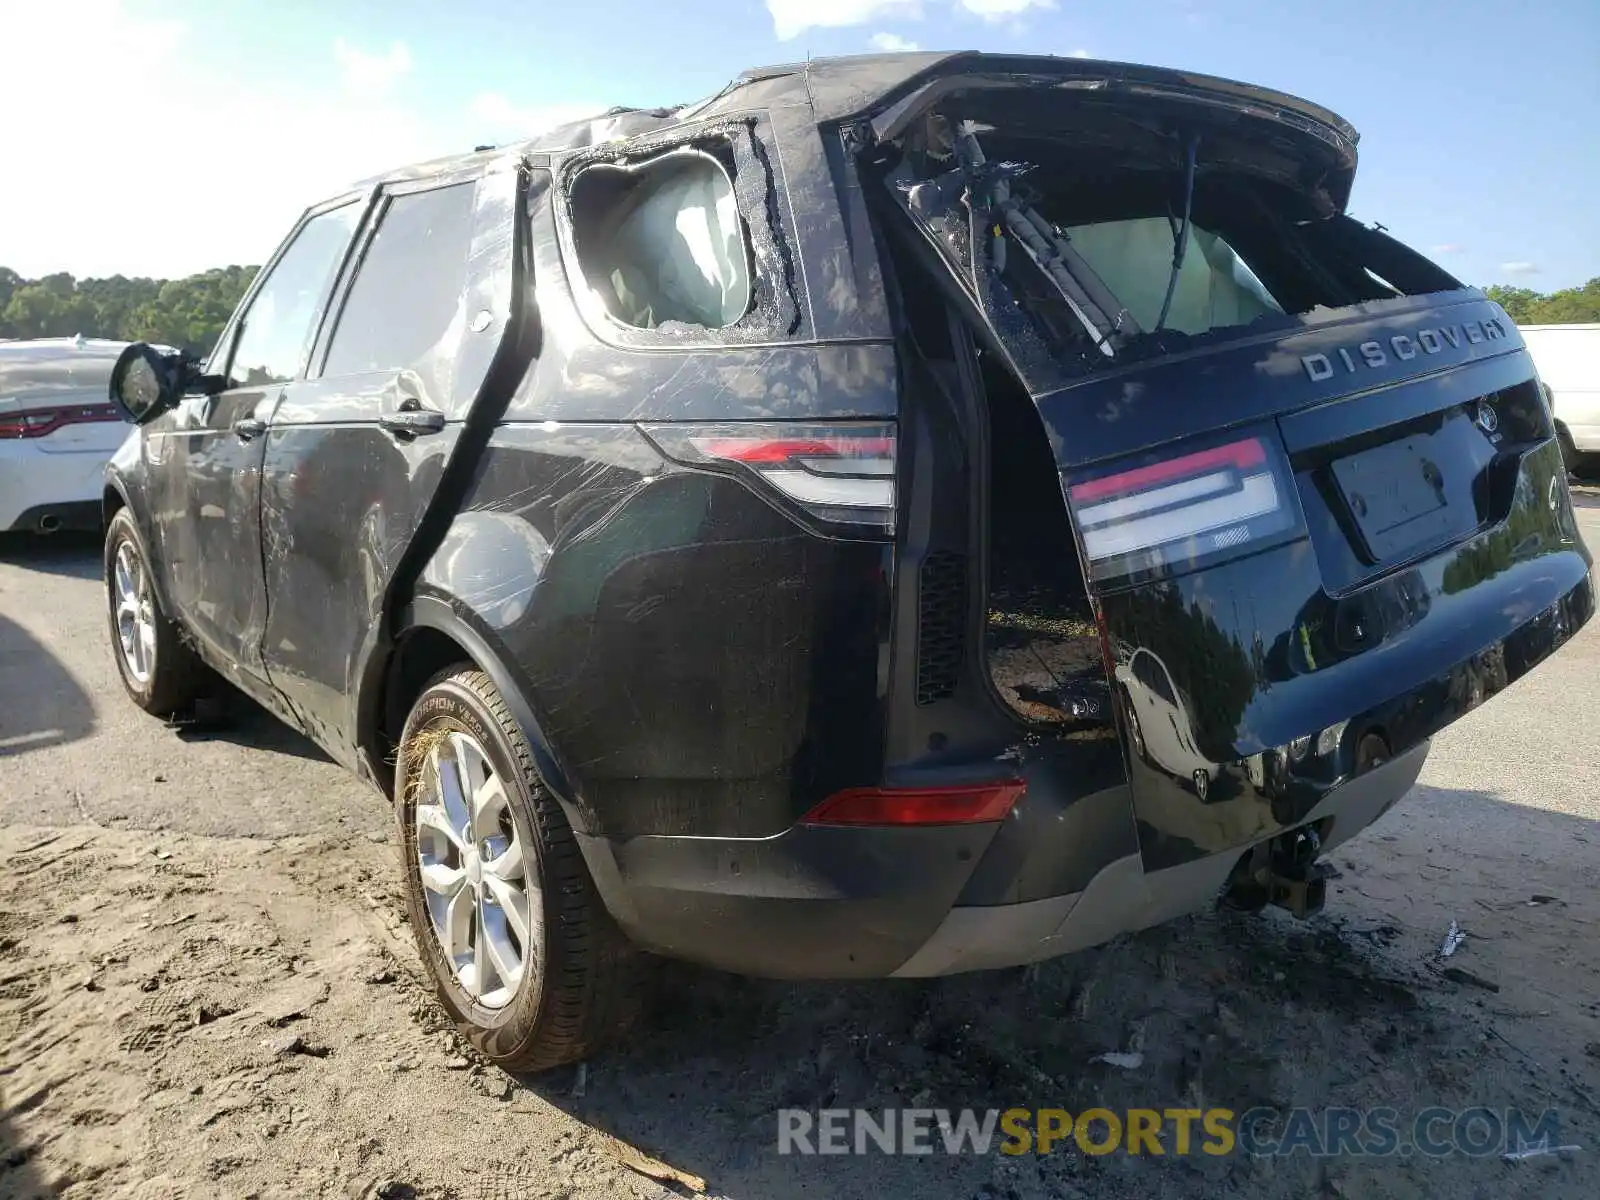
[640,421,896,535]
[0,403,123,440]
[1067,431,1302,585]
[801,780,1025,826]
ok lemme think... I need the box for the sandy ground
[1,492,1597,1200]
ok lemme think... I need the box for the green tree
[1484,284,1542,323]
[1488,277,1600,325]
[0,264,256,354]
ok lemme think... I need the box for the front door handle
[379,409,447,437]
[233,417,267,441]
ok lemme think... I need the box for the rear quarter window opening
[564,130,799,343]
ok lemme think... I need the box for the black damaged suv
[103,52,1593,1070]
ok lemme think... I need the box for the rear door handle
[379,410,447,437]
[232,417,267,441]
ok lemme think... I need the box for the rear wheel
[103,508,213,715]
[395,666,644,1072]
[1557,423,1582,478]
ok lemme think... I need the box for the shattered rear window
[873,104,1464,386]
[571,148,752,331]
[1063,217,1282,337]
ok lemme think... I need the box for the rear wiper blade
[1153,131,1201,333]
[955,122,1139,353]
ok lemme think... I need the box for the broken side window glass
[571,147,752,331]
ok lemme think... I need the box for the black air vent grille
[916,551,967,705]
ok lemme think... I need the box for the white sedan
[0,336,136,534]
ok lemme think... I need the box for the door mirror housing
[108,343,227,424]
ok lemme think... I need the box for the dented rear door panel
[258,163,526,765]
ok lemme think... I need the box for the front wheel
[395,666,644,1072]
[103,508,214,715]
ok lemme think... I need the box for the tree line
[0,265,258,356]
[1483,277,1600,325]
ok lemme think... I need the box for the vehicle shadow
[0,531,104,581]
[0,1102,48,1200]
[169,690,334,765]
[520,784,1598,1200]
[0,532,330,766]
[0,614,96,756]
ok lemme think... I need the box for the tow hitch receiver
[1223,826,1331,919]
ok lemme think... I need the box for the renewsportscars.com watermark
[777,1106,1579,1159]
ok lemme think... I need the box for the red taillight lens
[1066,432,1301,585]
[691,435,896,464]
[640,421,897,535]
[0,403,123,440]
[801,781,1025,826]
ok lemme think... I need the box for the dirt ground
[2,492,1597,1200]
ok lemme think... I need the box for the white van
[1521,323,1599,466]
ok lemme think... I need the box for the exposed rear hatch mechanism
[856,57,1592,879]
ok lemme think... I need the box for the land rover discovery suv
[102,51,1593,1071]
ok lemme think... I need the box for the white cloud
[0,2,448,279]
[768,0,1059,39]
[1068,47,1093,58]
[870,32,921,51]
[767,0,922,41]
[469,93,608,142]
[1431,243,1465,255]
[957,0,1057,19]
[334,38,414,96]
[1500,261,1541,275]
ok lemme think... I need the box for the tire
[394,666,644,1072]
[1557,423,1581,477]
[103,508,213,715]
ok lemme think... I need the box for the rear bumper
[577,563,1592,979]
[576,820,1003,978]
[576,741,1428,978]
[892,742,1427,976]
[0,444,109,531]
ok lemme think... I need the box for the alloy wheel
[413,729,539,1010]
[112,540,157,685]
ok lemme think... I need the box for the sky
[2,0,1596,290]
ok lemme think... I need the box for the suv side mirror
[108,343,226,424]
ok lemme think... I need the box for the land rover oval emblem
[1475,401,1499,434]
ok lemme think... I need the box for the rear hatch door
[859,59,1593,867]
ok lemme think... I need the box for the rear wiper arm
[954,122,1140,354]
[1153,131,1201,333]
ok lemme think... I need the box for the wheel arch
[102,482,126,524]
[101,479,178,619]
[365,594,590,835]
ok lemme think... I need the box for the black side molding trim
[399,593,588,833]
